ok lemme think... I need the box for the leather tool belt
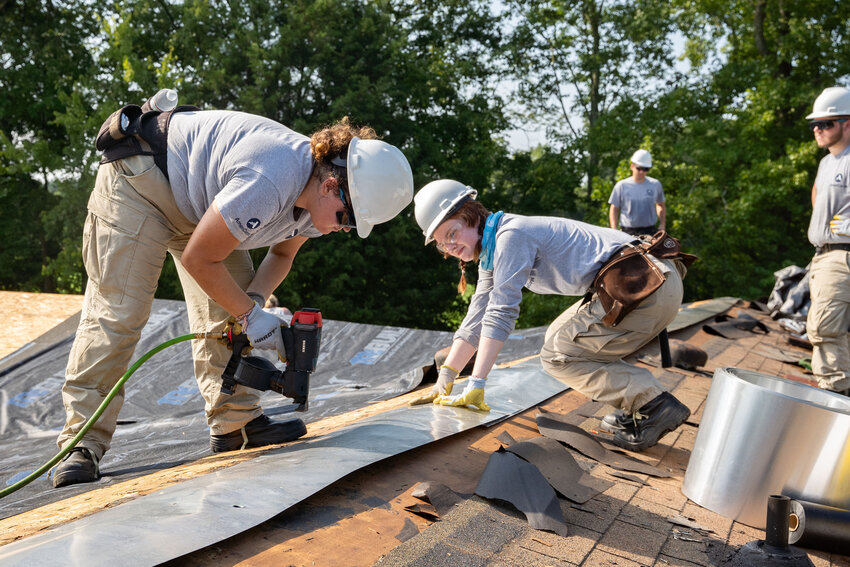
[95,103,199,179]
[593,231,697,327]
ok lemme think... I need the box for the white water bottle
[145,88,178,112]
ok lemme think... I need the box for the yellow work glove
[830,215,850,237]
[409,365,458,406]
[435,377,490,412]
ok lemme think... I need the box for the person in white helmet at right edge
[804,86,850,396]
[52,110,413,488]
[608,149,666,236]
[411,179,695,453]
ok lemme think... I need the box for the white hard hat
[345,137,414,238]
[414,179,477,244]
[630,149,652,168]
[806,86,850,120]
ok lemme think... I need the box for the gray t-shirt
[808,145,850,247]
[166,110,322,249]
[455,214,631,345]
[608,176,665,228]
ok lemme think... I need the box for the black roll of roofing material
[788,499,850,554]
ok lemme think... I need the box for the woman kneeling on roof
[411,179,693,452]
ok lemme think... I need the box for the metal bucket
[682,367,850,528]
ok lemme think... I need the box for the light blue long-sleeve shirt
[455,214,631,345]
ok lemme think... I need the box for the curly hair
[310,117,378,195]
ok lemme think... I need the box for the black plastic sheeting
[767,264,810,320]
[0,299,545,519]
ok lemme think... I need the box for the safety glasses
[435,222,463,254]
[808,118,848,131]
[337,188,356,229]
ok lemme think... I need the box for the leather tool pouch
[593,231,697,327]
[644,231,697,268]
[95,104,199,179]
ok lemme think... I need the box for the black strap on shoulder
[96,104,200,179]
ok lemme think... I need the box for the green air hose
[0,332,220,499]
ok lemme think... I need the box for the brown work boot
[210,414,307,453]
[52,447,100,488]
[611,392,691,451]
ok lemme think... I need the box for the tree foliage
[655,0,850,299]
[0,0,98,292]
[505,0,677,205]
[1,0,849,330]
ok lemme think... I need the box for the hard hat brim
[805,111,849,120]
[345,137,414,239]
[346,138,371,238]
[423,190,477,245]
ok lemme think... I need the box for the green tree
[35,0,510,328]
[505,0,676,209]
[0,0,98,291]
[650,0,850,300]
[10,0,848,329]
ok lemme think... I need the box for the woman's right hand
[240,303,285,358]
[408,365,458,406]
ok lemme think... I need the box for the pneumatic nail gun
[219,308,322,412]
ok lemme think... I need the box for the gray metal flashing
[0,360,566,567]
[683,367,850,528]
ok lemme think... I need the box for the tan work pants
[58,155,262,460]
[541,258,684,413]
[807,250,850,391]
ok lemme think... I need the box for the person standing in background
[804,86,850,396]
[608,149,666,236]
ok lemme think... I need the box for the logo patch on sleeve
[247,218,261,229]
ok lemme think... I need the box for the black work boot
[599,410,633,434]
[210,414,307,453]
[611,392,691,452]
[52,447,100,488]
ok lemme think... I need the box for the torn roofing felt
[702,313,769,339]
[474,448,567,536]
[0,298,546,519]
[409,481,464,518]
[751,343,810,364]
[503,436,613,504]
[667,297,738,332]
[0,360,567,567]
[535,409,670,478]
